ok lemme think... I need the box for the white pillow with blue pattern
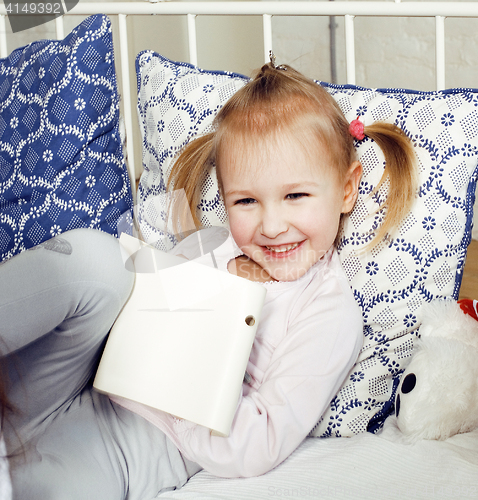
[136,51,478,436]
[0,14,132,263]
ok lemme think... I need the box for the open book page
[94,233,266,436]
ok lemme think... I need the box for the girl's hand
[228,255,277,283]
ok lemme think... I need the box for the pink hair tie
[349,117,365,141]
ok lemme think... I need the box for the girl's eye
[287,193,309,200]
[234,198,256,205]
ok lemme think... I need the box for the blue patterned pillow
[136,52,478,436]
[311,85,478,436]
[0,14,133,262]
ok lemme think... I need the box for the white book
[94,233,266,437]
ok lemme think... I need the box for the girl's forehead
[218,129,333,177]
[218,143,339,194]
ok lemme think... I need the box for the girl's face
[221,136,362,282]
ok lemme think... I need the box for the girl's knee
[61,229,134,305]
[40,229,134,336]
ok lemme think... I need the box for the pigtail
[364,122,418,245]
[167,132,215,238]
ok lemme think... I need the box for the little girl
[2,61,416,499]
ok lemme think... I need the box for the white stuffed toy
[395,298,478,440]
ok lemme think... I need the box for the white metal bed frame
[0,1,476,196]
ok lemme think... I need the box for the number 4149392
[6,3,62,14]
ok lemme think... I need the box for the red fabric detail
[458,299,478,321]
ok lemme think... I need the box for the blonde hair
[167,63,417,246]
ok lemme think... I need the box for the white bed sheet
[156,417,478,500]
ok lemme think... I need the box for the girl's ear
[341,161,362,214]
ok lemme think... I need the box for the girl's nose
[260,207,288,239]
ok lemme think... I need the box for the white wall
[271,3,478,91]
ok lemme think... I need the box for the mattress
[156,417,478,499]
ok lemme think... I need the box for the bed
[1,2,478,499]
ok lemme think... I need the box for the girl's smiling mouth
[262,240,306,258]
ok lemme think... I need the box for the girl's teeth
[265,242,300,253]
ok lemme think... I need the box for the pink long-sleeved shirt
[111,242,363,478]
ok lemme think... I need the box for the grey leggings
[1,229,200,500]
